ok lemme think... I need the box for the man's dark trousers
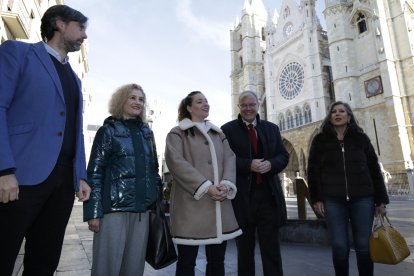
[235,184,283,276]
[0,163,74,276]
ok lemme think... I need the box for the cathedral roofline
[251,0,267,16]
[242,0,268,18]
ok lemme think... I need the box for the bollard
[295,176,323,219]
[296,177,307,219]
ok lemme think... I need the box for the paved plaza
[12,197,414,276]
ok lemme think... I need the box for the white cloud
[175,0,231,49]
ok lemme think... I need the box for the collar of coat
[237,113,261,127]
[104,116,146,126]
[178,118,222,134]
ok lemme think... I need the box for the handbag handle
[372,214,393,231]
[155,191,169,217]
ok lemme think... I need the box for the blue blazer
[0,40,87,191]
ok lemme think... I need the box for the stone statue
[282,173,293,197]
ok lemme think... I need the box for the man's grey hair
[239,90,259,104]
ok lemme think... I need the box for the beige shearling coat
[165,119,242,245]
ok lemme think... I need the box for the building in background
[147,97,176,176]
[1,0,91,146]
[230,0,414,195]
[85,124,100,163]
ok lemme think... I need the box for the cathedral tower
[324,0,414,173]
[264,0,331,126]
[231,0,331,177]
[265,0,331,177]
[230,0,268,118]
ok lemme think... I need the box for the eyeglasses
[238,103,257,109]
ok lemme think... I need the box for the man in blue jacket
[0,5,91,275]
[221,91,289,276]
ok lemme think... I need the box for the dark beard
[65,40,82,52]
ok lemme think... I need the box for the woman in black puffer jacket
[307,101,389,276]
[84,83,161,276]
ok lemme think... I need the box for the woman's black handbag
[145,197,177,269]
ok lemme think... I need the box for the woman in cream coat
[165,91,242,276]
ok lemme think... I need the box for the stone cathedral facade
[230,0,414,191]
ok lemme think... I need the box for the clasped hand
[207,184,228,201]
[251,159,271,174]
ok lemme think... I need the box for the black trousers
[0,164,75,276]
[176,242,227,276]
[236,184,283,276]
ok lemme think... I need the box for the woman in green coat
[84,83,161,276]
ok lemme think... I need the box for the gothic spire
[242,0,252,15]
[250,0,267,17]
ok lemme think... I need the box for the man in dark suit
[221,91,289,276]
[0,5,91,275]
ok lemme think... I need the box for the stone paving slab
[13,198,414,275]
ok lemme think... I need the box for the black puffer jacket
[307,125,389,206]
[84,117,161,221]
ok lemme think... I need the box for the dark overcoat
[221,114,289,227]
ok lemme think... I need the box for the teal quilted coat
[83,116,161,221]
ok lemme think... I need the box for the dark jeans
[176,242,227,276]
[0,164,75,276]
[324,196,375,276]
[236,184,283,276]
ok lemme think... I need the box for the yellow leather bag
[369,215,410,264]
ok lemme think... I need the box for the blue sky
[65,0,325,127]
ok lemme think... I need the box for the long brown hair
[320,101,362,134]
[177,91,201,121]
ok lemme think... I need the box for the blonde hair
[108,83,147,121]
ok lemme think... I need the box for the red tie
[248,124,262,184]
[248,124,258,154]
